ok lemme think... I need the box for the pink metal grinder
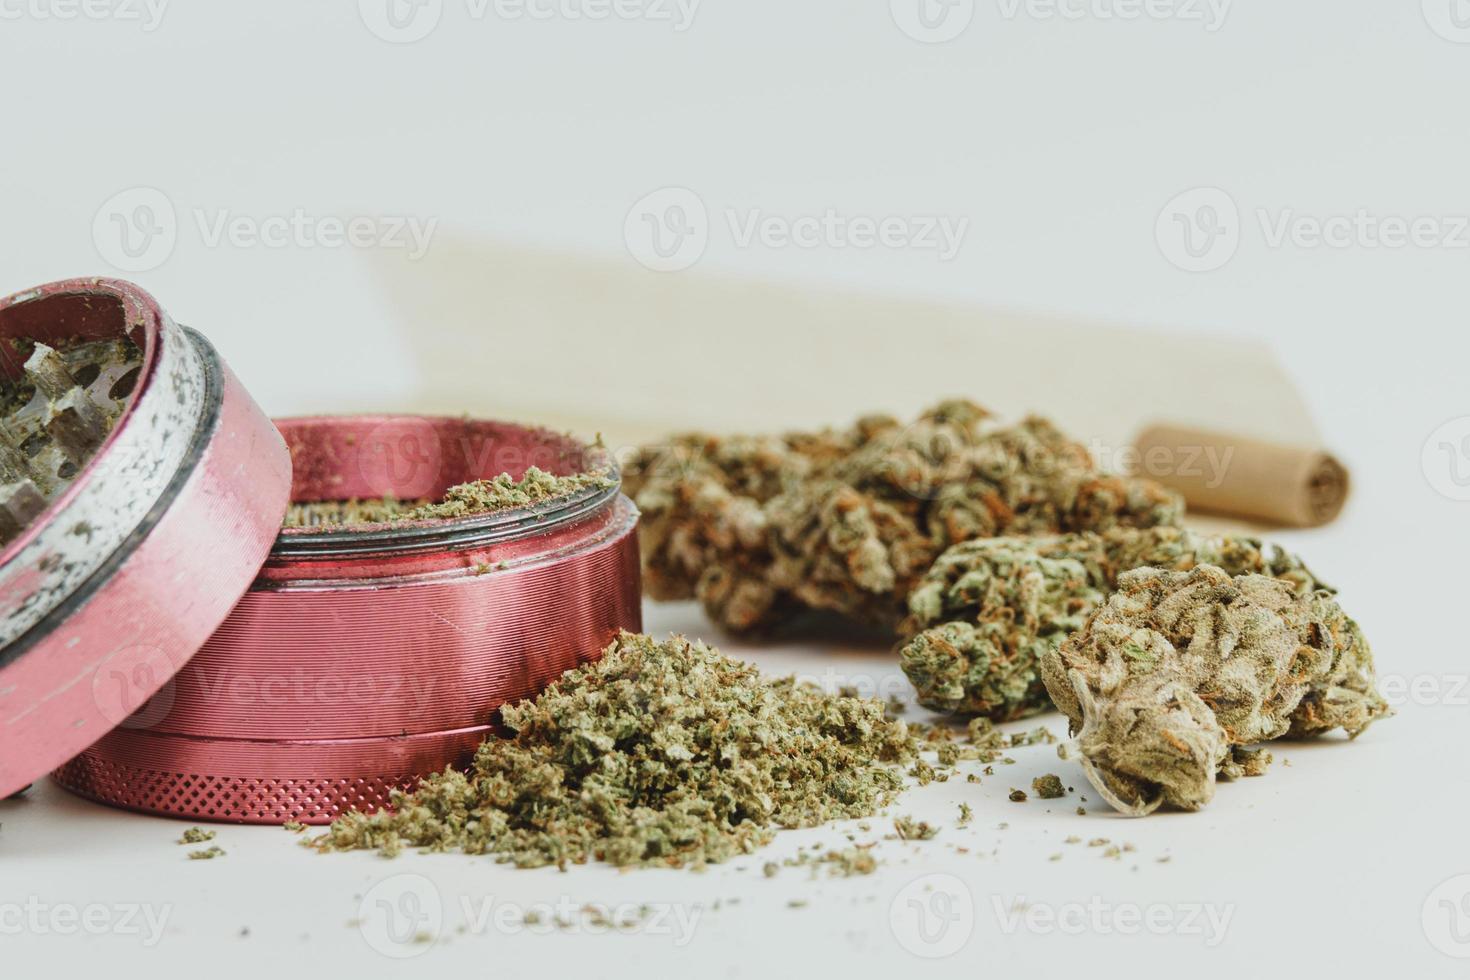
[0,278,292,800]
[52,416,642,824]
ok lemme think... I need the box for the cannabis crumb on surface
[778,845,879,877]
[893,816,940,841]
[188,846,225,860]
[178,827,216,845]
[1032,774,1065,799]
[309,632,918,868]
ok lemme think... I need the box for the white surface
[0,586,1455,975]
[2,1,1467,976]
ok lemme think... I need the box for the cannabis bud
[624,402,1183,634]
[898,527,1328,721]
[1040,565,1390,815]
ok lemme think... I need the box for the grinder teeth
[24,343,78,401]
[0,338,141,546]
[0,480,46,543]
[45,388,110,463]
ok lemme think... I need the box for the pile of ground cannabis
[282,467,615,528]
[623,400,1182,634]
[897,527,1327,721]
[309,632,918,868]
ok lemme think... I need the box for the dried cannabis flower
[283,467,614,528]
[893,816,940,840]
[310,632,918,868]
[1031,774,1065,799]
[623,402,1182,634]
[898,527,1327,721]
[1040,565,1390,815]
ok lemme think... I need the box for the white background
[2,1,1468,976]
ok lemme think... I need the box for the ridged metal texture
[0,279,292,800]
[54,415,642,824]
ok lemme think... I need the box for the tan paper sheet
[364,237,1320,533]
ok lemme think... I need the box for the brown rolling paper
[1132,424,1350,528]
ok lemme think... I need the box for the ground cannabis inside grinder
[282,466,614,528]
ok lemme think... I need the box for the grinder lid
[0,278,293,799]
